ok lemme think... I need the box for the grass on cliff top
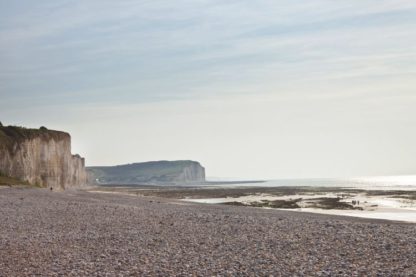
[0,125,69,153]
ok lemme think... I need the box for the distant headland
[87,160,206,185]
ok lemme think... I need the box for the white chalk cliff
[0,125,86,189]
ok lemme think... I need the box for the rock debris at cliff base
[0,188,415,276]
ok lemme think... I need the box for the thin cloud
[1,0,416,178]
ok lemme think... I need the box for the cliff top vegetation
[0,125,70,153]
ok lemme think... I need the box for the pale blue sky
[1,1,416,179]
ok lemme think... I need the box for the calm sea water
[213,175,416,190]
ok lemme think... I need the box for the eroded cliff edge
[0,125,87,189]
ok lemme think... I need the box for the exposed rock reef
[87,160,205,184]
[0,124,86,189]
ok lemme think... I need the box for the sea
[210,175,416,191]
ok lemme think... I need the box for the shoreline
[88,184,416,223]
[88,188,416,225]
[1,187,415,275]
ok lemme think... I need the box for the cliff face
[87,160,206,184]
[173,161,205,182]
[0,125,87,189]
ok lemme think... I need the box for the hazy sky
[1,1,416,179]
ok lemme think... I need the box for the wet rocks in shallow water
[306,197,363,210]
[224,197,364,210]
[228,199,302,209]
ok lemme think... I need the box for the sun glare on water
[351,175,416,189]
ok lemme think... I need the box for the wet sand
[1,187,415,276]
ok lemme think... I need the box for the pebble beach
[1,187,415,276]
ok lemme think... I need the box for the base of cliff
[0,175,35,187]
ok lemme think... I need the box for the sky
[1,0,416,179]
